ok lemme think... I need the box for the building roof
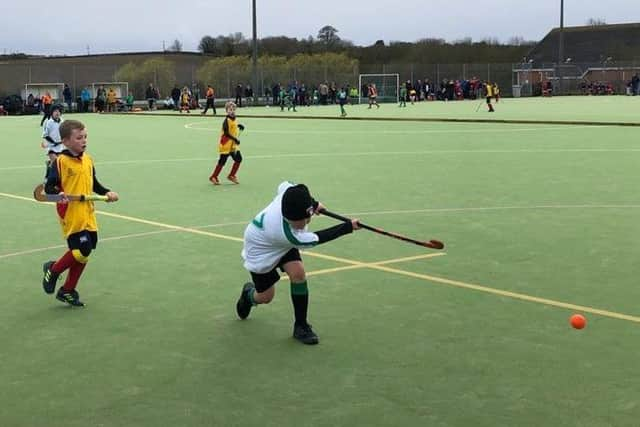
[526,22,640,63]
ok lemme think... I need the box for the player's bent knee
[289,273,306,283]
[71,248,90,263]
[283,261,306,283]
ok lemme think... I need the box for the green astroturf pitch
[1,97,640,426]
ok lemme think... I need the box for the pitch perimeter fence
[1,54,638,103]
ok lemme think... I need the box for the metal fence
[512,60,640,96]
[0,59,515,101]
[2,56,638,103]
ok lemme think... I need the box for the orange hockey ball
[570,314,586,329]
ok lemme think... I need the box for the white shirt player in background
[238,181,360,345]
[41,105,64,166]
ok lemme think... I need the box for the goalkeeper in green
[337,88,348,117]
[399,83,407,107]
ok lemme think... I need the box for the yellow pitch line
[0,229,181,260]
[303,265,364,277]
[0,192,41,203]
[3,190,639,323]
[297,253,446,278]
[0,191,375,265]
[96,210,245,243]
[368,264,640,323]
[375,253,446,264]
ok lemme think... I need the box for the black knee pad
[79,242,93,257]
[231,151,242,163]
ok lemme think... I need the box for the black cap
[282,184,315,221]
[51,104,63,113]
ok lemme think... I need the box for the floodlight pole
[558,0,565,94]
[251,0,259,104]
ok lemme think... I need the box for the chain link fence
[512,60,640,97]
[2,54,639,105]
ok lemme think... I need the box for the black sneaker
[236,282,255,319]
[42,261,59,294]
[56,288,85,307]
[293,323,319,345]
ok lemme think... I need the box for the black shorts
[67,230,98,251]
[250,248,302,292]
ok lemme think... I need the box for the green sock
[247,287,257,306]
[290,281,309,325]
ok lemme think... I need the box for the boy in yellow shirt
[208,102,244,185]
[42,119,119,306]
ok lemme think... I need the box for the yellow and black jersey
[486,84,494,97]
[219,116,240,154]
[45,151,110,237]
[181,92,190,105]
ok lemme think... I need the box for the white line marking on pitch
[343,204,640,217]
[183,121,608,133]
[3,148,640,171]
[2,190,640,324]
[0,221,248,260]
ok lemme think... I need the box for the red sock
[63,260,86,291]
[210,164,223,179]
[52,250,75,274]
[229,161,241,177]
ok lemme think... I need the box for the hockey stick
[33,184,108,203]
[475,99,484,112]
[319,209,444,250]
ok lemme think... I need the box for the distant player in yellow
[492,82,500,103]
[209,101,244,185]
[41,119,119,306]
[106,87,117,112]
[180,87,191,114]
[485,81,495,112]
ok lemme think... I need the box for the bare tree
[586,18,607,26]
[168,39,183,52]
[198,36,218,54]
[317,25,340,45]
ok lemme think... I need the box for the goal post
[91,82,129,99]
[358,73,400,104]
[23,83,65,102]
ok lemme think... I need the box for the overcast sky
[2,0,636,55]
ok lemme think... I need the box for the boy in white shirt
[41,104,64,178]
[238,181,360,344]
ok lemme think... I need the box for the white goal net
[358,73,399,104]
[23,83,65,102]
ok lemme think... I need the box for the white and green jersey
[42,118,64,154]
[242,181,319,273]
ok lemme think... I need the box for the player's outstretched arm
[313,219,360,244]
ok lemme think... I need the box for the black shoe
[293,323,319,345]
[236,282,254,319]
[56,288,85,307]
[42,261,59,294]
